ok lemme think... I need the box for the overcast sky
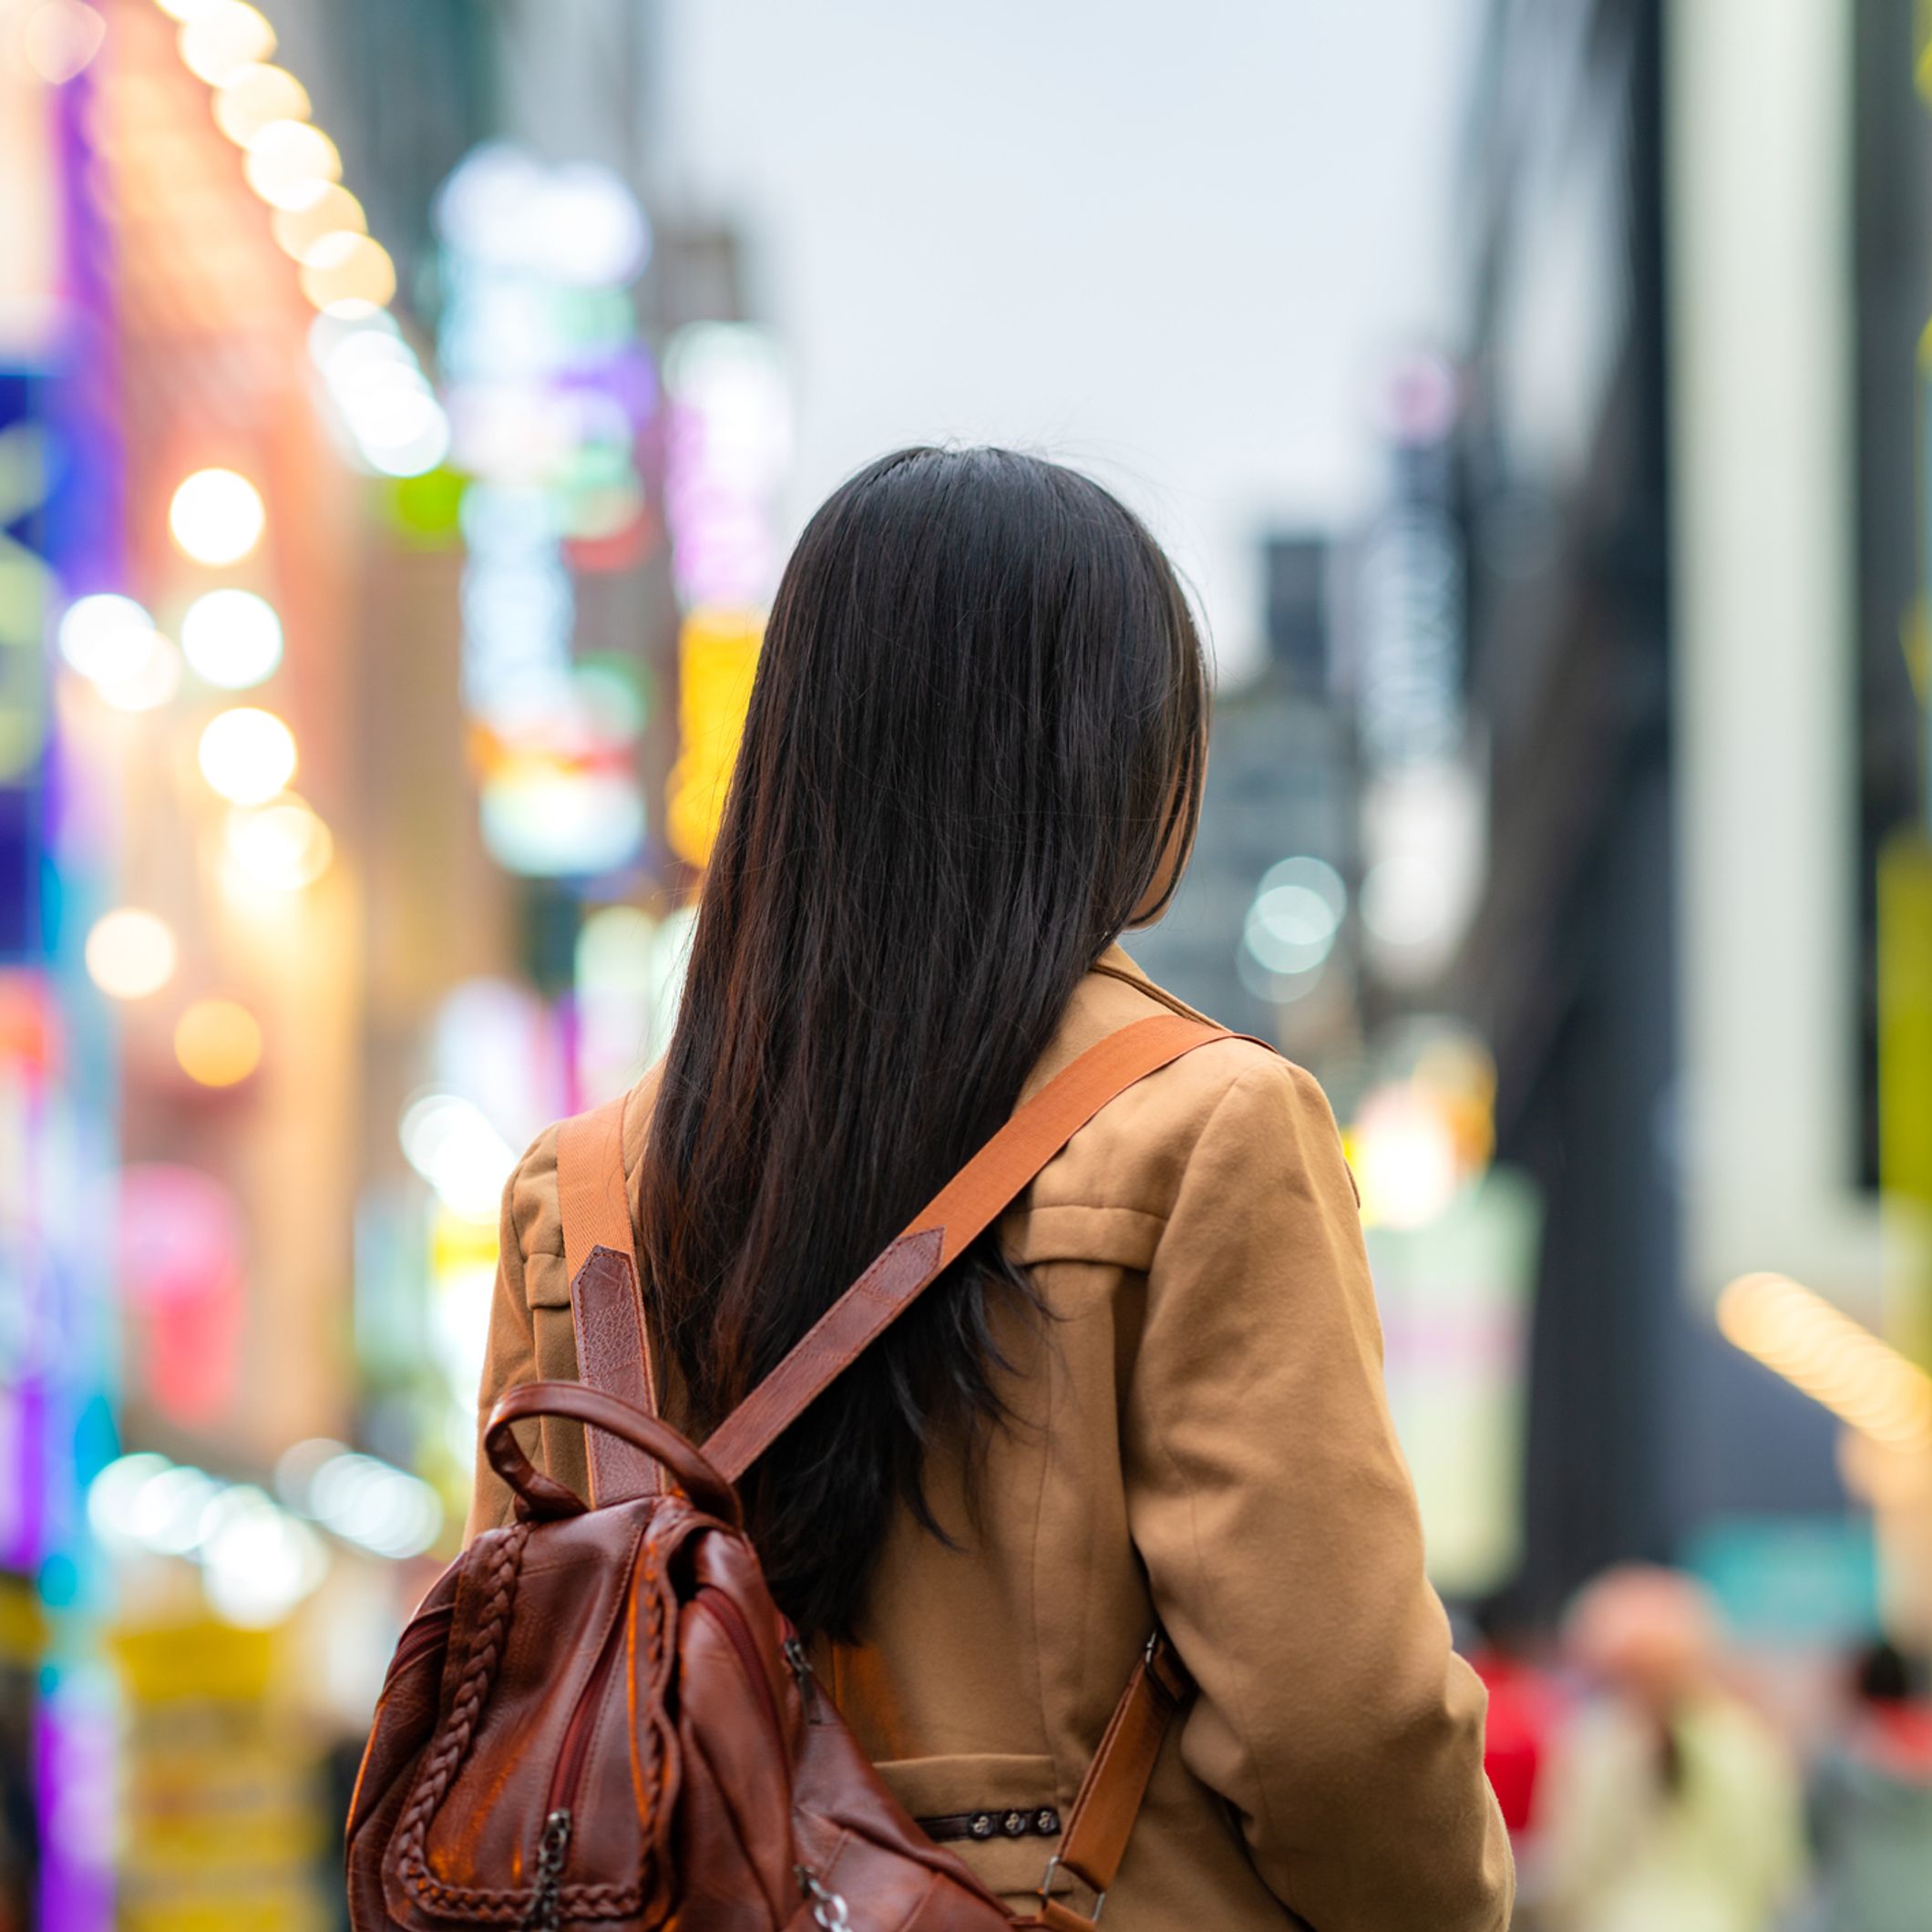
[654,0,1478,682]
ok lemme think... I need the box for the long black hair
[637,447,1208,1639]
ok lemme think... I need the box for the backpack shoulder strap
[556,1085,662,1504]
[691,1010,1238,1930]
[699,1012,1232,1483]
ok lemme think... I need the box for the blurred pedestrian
[1469,1594,1564,1840]
[1806,1639,1932,1932]
[1538,1565,1804,1932]
[465,448,1514,1928]
[1468,1594,1567,1916]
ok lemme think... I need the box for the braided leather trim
[386,1523,533,1920]
[384,1514,680,1923]
[632,1518,679,1912]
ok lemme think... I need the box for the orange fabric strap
[700,1012,1231,1484]
[555,1090,661,1503]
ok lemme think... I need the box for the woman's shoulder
[501,1059,667,1278]
[1021,951,1354,1242]
[1070,943,1333,1123]
[502,1117,566,1294]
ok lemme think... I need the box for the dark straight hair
[637,446,1208,1639]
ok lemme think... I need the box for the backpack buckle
[1037,1853,1105,1925]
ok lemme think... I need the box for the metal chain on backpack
[795,1865,851,1931]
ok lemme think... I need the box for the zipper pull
[783,1635,814,1701]
[523,1809,571,1931]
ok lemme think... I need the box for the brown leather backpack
[347,1014,1228,1931]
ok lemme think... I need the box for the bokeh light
[198,707,296,805]
[211,62,311,145]
[297,232,397,315]
[1351,1082,1462,1229]
[22,0,107,84]
[1718,1273,1932,1453]
[242,119,343,211]
[271,184,367,263]
[85,1452,326,1624]
[85,909,178,1001]
[174,999,263,1087]
[168,468,266,566]
[57,593,157,683]
[95,633,183,713]
[180,589,283,688]
[308,312,448,477]
[277,1443,443,1559]
[224,796,334,890]
[398,1091,518,1219]
[199,1487,326,1627]
[176,1,276,86]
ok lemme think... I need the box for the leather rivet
[969,1814,993,1839]
[1002,1810,1028,1837]
[1037,1809,1060,1835]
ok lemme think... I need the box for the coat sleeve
[1124,1056,1514,1931]
[462,1124,578,1541]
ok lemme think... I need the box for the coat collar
[1015,937,1218,1102]
[1089,937,1216,1023]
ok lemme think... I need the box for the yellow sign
[666,606,762,868]
[111,1617,331,1932]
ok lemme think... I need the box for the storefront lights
[57,592,156,683]
[88,1451,329,1626]
[169,467,265,566]
[481,765,645,880]
[85,909,177,1001]
[174,998,263,1087]
[308,313,449,478]
[198,705,295,804]
[165,0,417,495]
[242,117,342,211]
[200,1487,327,1626]
[210,61,309,145]
[180,587,283,688]
[283,1445,443,1560]
[298,232,397,317]
[399,1091,518,1220]
[1351,1083,1463,1230]
[1718,1273,1932,1453]
[224,795,333,890]
[176,0,275,86]
[272,183,366,263]
[95,632,183,713]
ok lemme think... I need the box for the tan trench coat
[468,943,1514,1930]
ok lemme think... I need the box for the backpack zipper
[700,1590,786,1744]
[524,1588,782,1921]
[525,1604,627,1923]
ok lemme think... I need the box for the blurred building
[0,0,787,1921]
[1447,0,1932,1644]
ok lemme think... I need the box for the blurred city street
[1,0,1930,1927]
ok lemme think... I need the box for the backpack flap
[379,1503,681,1929]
